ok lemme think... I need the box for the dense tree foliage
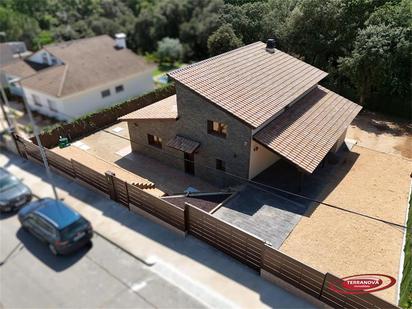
[156,37,183,63]
[0,0,410,118]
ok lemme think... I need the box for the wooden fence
[187,205,265,270]
[13,135,398,309]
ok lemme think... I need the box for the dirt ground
[347,110,412,159]
[279,145,412,303]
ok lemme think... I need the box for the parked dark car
[18,198,93,255]
[0,167,32,212]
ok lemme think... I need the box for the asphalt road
[0,209,205,308]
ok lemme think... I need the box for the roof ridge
[18,63,64,82]
[168,41,264,77]
[44,35,111,49]
[57,64,69,97]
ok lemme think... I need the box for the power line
[98,126,411,231]
[32,105,410,231]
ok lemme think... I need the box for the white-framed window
[115,85,124,93]
[51,56,58,65]
[42,52,48,64]
[101,89,111,98]
[47,99,58,112]
[32,94,42,107]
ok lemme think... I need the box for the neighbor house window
[101,89,111,98]
[216,159,225,171]
[47,99,57,112]
[42,52,48,64]
[207,120,227,138]
[32,94,42,107]
[115,85,124,93]
[147,134,162,148]
[51,56,58,65]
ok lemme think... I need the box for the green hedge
[33,84,176,148]
[400,194,412,308]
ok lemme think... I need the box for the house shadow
[252,143,360,217]
[3,151,315,308]
[350,110,412,137]
[16,228,91,272]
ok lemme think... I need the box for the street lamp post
[0,83,20,153]
[17,81,59,201]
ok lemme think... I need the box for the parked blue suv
[18,198,93,255]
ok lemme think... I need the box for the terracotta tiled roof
[120,95,178,121]
[254,86,362,173]
[20,35,154,97]
[167,135,200,154]
[168,41,328,128]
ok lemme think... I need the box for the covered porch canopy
[254,86,362,174]
[167,135,200,154]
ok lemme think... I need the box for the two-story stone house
[120,40,362,187]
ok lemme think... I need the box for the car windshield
[60,217,89,241]
[0,176,20,192]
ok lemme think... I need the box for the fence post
[318,273,329,300]
[184,203,190,232]
[105,171,117,201]
[11,133,27,159]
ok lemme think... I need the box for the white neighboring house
[0,42,32,90]
[1,34,155,120]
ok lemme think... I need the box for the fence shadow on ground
[6,141,396,309]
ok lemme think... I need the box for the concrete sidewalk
[0,150,315,309]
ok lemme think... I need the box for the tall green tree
[0,7,40,48]
[208,23,243,56]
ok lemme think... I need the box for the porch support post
[298,170,304,192]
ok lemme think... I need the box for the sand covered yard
[280,145,411,303]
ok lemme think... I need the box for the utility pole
[17,81,59,201]
[0,83,20,152]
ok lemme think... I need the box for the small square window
[207,120,227,138]
[147,134,162,148]
[32,94,42,107]
[216,159,225,171]
[115,85,124,93]
[47,99,57,112]
[101,89,111,98]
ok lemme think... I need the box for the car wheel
[48,244,58,256]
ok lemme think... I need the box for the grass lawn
[152,63,183,77]
[400,193,412,308]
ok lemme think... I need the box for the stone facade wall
[127,119,184,171]
[127,83,253,188]
[174,83,252,187]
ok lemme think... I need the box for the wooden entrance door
[184,152,195,175]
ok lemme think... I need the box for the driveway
[213,185,307,248]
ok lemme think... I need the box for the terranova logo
[328,274,396,295]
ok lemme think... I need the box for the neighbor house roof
[1,59,37,79]
[254,86,362,173]
[120,95,178,121]
[167,135,200,154]
[0,43,15,66]
[20,35,155,97]
[168,41,328,128]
